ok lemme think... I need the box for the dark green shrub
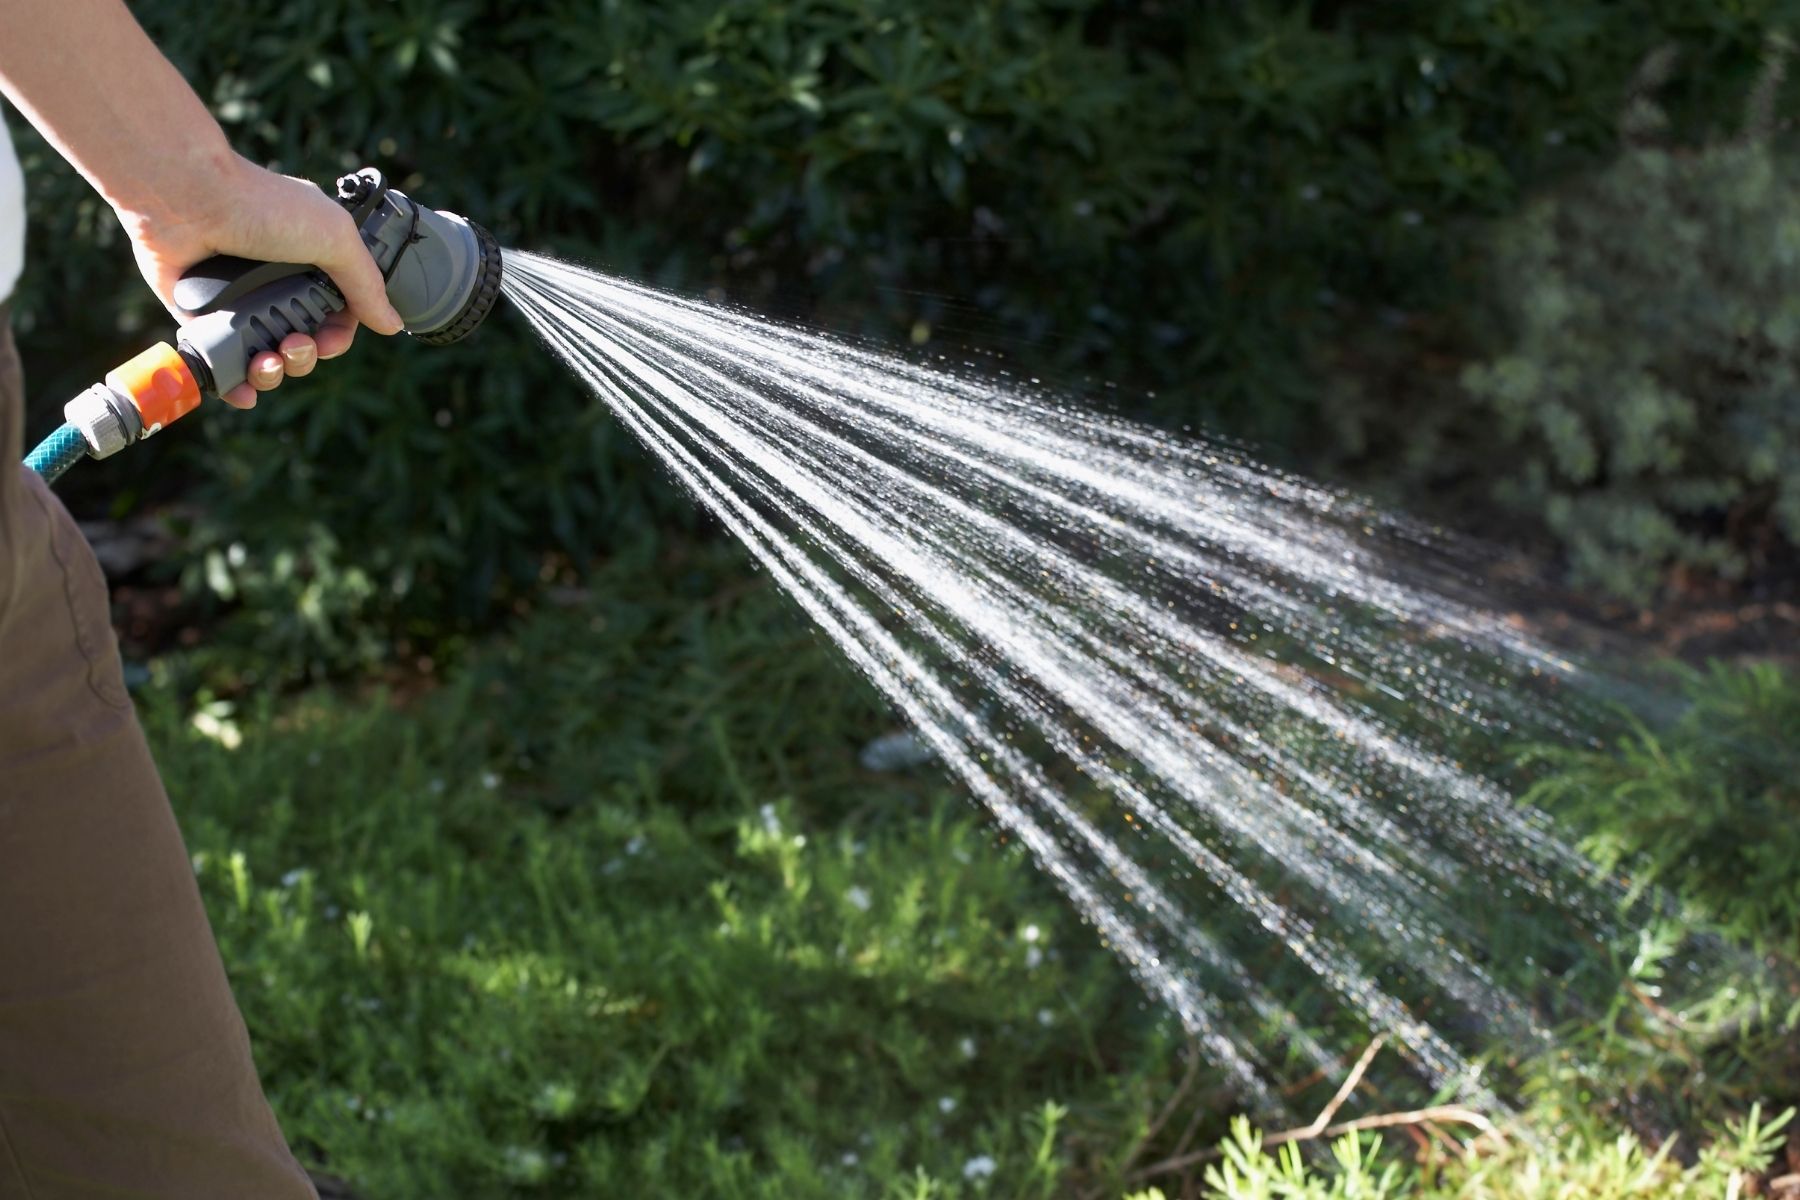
[1522,661,1800,952]
[1461,46,1800,601]
[8,2,1787,670]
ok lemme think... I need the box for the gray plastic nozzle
[171,168,502,399]
[327,168,502,345]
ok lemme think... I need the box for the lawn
[148,542,1188,1197]
[143,541,1800,1198]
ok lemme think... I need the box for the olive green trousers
[0,306,316,1199]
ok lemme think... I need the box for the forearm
[0,0,239,223]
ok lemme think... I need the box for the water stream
[499,249,1684,1119]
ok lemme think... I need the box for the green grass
[146,542,1188,1197]
[144,541,1800,1197]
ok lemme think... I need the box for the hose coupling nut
[63,382,144,461]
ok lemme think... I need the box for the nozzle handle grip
[173,255,318,318]
[175,270,346,397]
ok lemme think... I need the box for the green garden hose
[23,421,88,484]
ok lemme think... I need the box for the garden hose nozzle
[27,167,502,484]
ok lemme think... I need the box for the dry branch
[1129,1034,1505,1183]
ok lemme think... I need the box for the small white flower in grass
[840,1152,859,1166]
[481,771,500,790]
[1022,924,1040,943]
[280,868,306,889]
[759,803,781,834]
[958,1036,978,1059]
[845,886,872,912]
[428,778,446,795]
[962,1155,997,1181]
[625,835,646,856]
[1037,1008,1055,1026]
[500,1145,549,1183]
[938,1096,957,1114]
[1025,947,1043,969]
[191,706,242,751]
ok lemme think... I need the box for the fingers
[318,204,405,336]
[223,333,321,409]
[314,310,360,360]
[279,332,318,378]
[225,350,286,410]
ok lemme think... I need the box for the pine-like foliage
[1521,661,1800,950]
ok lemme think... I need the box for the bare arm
[0,0,403,406]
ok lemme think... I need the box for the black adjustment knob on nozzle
[334,168,389,224]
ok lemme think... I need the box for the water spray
[23,167,502,483]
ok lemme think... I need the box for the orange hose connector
[105,341,202,435]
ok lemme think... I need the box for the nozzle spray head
[169,167,502,399]
[329,167,503,345]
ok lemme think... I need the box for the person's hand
[112,153,405,409]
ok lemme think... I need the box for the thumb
[317,208,405,336]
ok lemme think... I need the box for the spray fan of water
[499,249,1711,1120]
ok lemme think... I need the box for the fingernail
[386,307,406,334]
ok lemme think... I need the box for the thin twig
[1084,1038,1205,1200]
[1142,1039,1207,1147]
[1297,1034,1387,1138]
[1131,1104,1502,1180]
[1309,1105,1501,1144]
[1124,1033,1386,1183]
[1167,1102,1210,1168]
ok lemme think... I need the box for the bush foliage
[1461,48,1800,600]
[1174,1104,1795,1200]
[1522,661,1800,951]
[7,2,1791,665]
